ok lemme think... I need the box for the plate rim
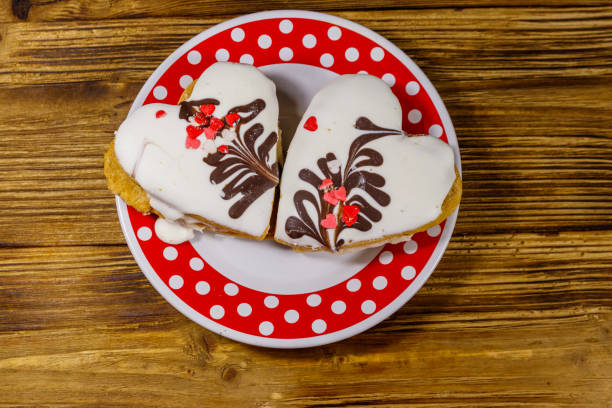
[115,9,461,348]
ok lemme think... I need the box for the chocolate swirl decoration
[179,98,220,119]
[197,99,280,219]
[285,152,342,248]
[285,117,402,250]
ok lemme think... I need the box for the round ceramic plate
[116,10,461,348]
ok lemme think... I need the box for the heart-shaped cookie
[274,74,461,252]
[104,62,281,242]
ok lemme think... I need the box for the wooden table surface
[1,1,611,407]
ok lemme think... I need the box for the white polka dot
[153,86,167,100]
[405,81,420,96]
[258,34,272,49]
[379,250,393,265]
[345,47,359,62]
[215,48,229,61]
[307,294,321,307]
[163,246,178,261]
[331,300,346,314]
[327,26,341,41]
[429,124,444,138]
[237,303,252,317]
[187,50,201,65]
[224,283,239,296]
[210,305,224,320]
[427,224,442,237]
[302,34,317,49]
[279,47,293,61]
[279,19,293,33]
[195,281,210,295]
[179,74,193,89]
[239,53,254,65]
[259,321,274,336]
[284,309,299,323]
[231,27,245,42]
[320,53,334,67]
[264,295,279,308]
[361,300,376,314]
[370,47,385,61]
[346,278,361,292]
[312,319,327,334]
[401,266,417,280]
[403,239,418,254]
[168,275,183,289]
[357,70,368,75]
[408,109,422,124]
[373,276,388,290]
[189,257,204,271]
[382,73,396,87]
[137,226,152,241]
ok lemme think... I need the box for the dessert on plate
[104,62,282,244]
[105,64,460,253]
[274,74,461,253]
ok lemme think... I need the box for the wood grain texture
[0,1,610,407]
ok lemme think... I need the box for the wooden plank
[0,241,609,406]
[3,1,612,23]
[2,8,612,87]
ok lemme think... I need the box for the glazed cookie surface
[274,74,461,252]
[106,62,281,242]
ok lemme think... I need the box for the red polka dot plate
[116,10,462,348]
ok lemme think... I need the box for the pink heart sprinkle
[320,213,337,229]
[185,136,201,149]
[333,186,347,201]
[323,191,339,206]
[319,178,333,190]
[204,127,216,140]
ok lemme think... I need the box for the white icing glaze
[114,62,279,240]
[327,159,341,173]
[202,139,217,155]
[221,128,236,142]
[155,217,194,244]
[274,74,456,251]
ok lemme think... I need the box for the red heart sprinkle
[194,112,208,125]
[225,112,240,126]
[218,145,229,154]
[209,117,224,131]
[319,178,333,190]
[304,116,318,131]
[320,213,337,229]
[200,104,215,116]
[185,136,201,149]
[204,127,216,140]
[323,191,339,206]
[333,186,347,201]
[186,125,204,138]
[342,205,360,226]
[155,110,166,118]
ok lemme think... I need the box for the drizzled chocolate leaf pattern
[285,117,401,250]
[285,153,341,248]
[181,98,279,219]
